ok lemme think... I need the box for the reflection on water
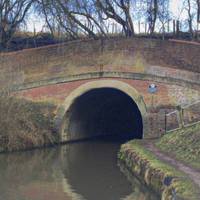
[0,138,158,200]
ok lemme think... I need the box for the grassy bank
[156,123,200,170]
[119,140,199,200]
[0,96,57,152]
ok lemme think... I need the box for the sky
[27,13,45,32]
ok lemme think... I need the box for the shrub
[0,96,57,152]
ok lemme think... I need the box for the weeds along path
[144,142,200,189]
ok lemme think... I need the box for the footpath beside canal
[119,123,200,200]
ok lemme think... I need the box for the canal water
[0,137,158,200]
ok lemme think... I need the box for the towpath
[144,142,200,189]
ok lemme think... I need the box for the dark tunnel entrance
[65,88,143,141]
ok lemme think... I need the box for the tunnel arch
[55,80,147,142]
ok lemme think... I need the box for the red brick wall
[1,38,199,74]
[15,78,171,109]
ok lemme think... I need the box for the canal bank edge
[118,140,199,200]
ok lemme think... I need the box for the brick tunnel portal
[63,88,143,141]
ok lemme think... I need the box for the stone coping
[11,69,200,92]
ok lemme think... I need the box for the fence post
[176,20,180,38]
[178,107,184,128]
[145,23,147,34]
[138,21,141,34]
[165,110,167,134]
[173,20,176,37]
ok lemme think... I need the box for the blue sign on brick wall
[148,84,157,94]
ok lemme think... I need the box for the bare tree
[96,0,135,37]
[38,0,109,39]
[39,0,55,36]
[187,0,193,37]
[146,0,158,34]
[197,0,200,22]
[0,0,34,49]
[157,0,170,39]
[182,0,197,38]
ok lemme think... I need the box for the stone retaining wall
[119,141,199,200]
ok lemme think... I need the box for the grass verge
[119,140,199,200]
[156,123,200,170]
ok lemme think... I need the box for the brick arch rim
[54,79,148,142]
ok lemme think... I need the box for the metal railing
[165,100,200,133]
[165,110,181,132]
[182,100,200,127]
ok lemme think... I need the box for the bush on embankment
[0,96,57,152]
[156,123,200,170]
[119,140,199,200]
